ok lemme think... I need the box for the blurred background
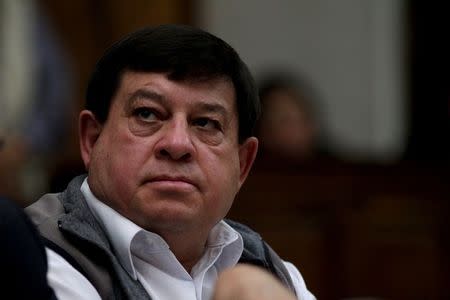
[0,0,448,299]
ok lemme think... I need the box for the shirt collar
[81,178,141,279]
[202,220,244,274]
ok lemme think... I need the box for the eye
[193,118,222,131]
[133,107,158,122]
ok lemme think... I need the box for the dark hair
[86,24,260,142]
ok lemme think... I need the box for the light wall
[196,0,407,161]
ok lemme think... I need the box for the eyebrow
[196,102,228,117]
[127,89,165,104]
[126,88,229,118]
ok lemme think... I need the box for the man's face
[80,71,257,236]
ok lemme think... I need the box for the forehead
[113,71,237,111]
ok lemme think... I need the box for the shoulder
[225,219,270,262]
[25,193,64,227]
[46,248,102,300]
[226,219,316,299]
[25,174,87,226]
[224,219,263,246]
[283,261,316,300]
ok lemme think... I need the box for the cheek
[203,147,241,207]
[93,134,150,200]
[109,141,150,186]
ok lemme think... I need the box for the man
[26,24,315,300]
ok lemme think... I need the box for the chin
[137,203,199,231]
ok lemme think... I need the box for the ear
[237,137,259,189]
[79,110,102,170]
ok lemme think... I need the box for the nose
[154,118,194,161]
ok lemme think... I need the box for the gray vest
[26,175,295,299]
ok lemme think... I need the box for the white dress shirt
[46,178,315,300]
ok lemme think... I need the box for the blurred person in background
[0,0,73,205]
[255,72,335,168]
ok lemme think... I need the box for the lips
[144,175,198,190]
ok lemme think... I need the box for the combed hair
[85,24,260,142]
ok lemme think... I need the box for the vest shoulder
[225,219,262,239]
[25,193,64,227]
[225,219,266,257]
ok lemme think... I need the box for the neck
[159,229,209,273]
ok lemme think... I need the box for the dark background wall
[406,0,450,163]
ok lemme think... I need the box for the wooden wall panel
[230,163,449,300]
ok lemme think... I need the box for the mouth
[144,175,198,191]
